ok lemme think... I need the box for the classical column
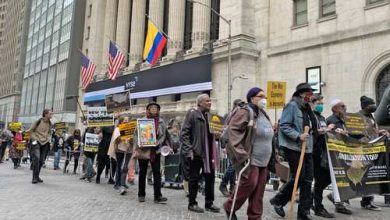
[191,0,211,51]
[128,0,146,69]
[115,0,131,64]
[102,0,118,68]
[148,0,164,29]
[167,0,185,57]
[89,0,106,76]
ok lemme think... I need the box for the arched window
[376,64,390,103]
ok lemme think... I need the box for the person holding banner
[310,95,335,218]
[80,127,101,183]
[223,88,273,220]
[134,102,171,204]
[180,94,220,213]
[96,126,114,184]
[29,109,53,184]
[108,116,133,195]
[9,130,23,169]
[269,83,316,220]
[64,129,82,175]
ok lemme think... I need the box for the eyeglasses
[254,95,267,99]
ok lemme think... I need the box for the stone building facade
[82,0,390,125]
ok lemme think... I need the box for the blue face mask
[314,104,324,113]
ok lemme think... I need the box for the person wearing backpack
[223,87,273,220]
[29,109,53,184]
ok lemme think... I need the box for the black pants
[110,158,117,182]
[96,154,110,181]
[272,148,313,215]
[115,152,131,187]
[138,155,162,198]
[188,156,215,206]
[31,142,49,179]
[64,151,79,173]
[0,142,7,161]
[12,158,20,167]
[313,154,331,209]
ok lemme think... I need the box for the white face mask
[258,98,267,109]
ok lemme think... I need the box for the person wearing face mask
[133,102,171,204]
[9,129,24,169]
[270,83,317,220]
[310,95,335,218]
[223,87,273,220]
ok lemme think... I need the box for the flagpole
[104,35,132,56]
[144,14,172,42]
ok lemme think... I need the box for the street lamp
[187,0,232,112]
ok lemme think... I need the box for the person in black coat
[96,126,114,184]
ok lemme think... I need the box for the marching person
[64,129,82,174]
[96,125,114,184]
[52,129,65,170]
[134,102,170,203]
[108,116,133,195]
[270,83,316,220]
[223,87,273,220]
[29,109,53,184]
[180,94,220,213]
[310,95,335,218]
[80,127,101,182]
[9,129,23,169]
[219,99,243,197]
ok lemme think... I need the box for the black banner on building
[327,133,390,201]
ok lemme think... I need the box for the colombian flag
[143,21,167,65]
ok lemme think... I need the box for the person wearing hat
[270,83,317,220]
[310,94,335,218]
[133,102,171,203]
[223,87,273,220]
[180,94,220,213]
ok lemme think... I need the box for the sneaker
[270,197,285,217]
[314,207,335,218]
[188,204,204,213]
[154,196,168,204]
[96,179,100,184]
[361,201,381,211]
[205,204,220,213]
[335,203,352,215]
[219,183,230,197]
[37,177,43,183]
[113,185,120,190]
[107,179,115,184]
[139,197,146,203]
[119,187,127,195]
[297,212,313,220]
[32,178,38,184]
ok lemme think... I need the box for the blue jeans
[53,149,62,169]
[222,159,235,186]
[115,152,131,187]
[86,156,95,178]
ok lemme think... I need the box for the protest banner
[87,107,114,127]
[137,119,157,147]
[344,113,366,136]
[266,81,286,109]
[8,122,22,132]
[208,114,224,135]
[16,142,27,151]
[327,133,390,201]
[84,133,99,153]
[119,120,137,142]
[22,131,31,141]
[54,122,66,131]
[105,91,131,113]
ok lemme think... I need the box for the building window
[367,0,386,5]
[162,0,169,56]
[376,64,390,104]
[173,94,181,102]
[88,4,92,17]
[86,26,90,40]
[210,0,220,41]
[184,1,193,50]
[320,0,336,17]
[293,0,308,26]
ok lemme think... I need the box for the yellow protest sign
[267,81,286,109]
[8,122,22,132]
[119,120,137,142]
[16,142,27,151]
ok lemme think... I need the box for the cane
[230,159,251,220]
[288,126,310,219]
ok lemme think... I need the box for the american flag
[108,41,125,80]
[81,53,96,89]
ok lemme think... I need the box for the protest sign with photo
[84,133,99,153]
[87,107,114,127]
[208,114,224,135]
[327,133,390,201]
[137,119,157,147]
[105,91,131,112]
[119,120,137,141]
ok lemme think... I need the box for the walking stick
[230,159,251,220]
[288,126,310,220]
